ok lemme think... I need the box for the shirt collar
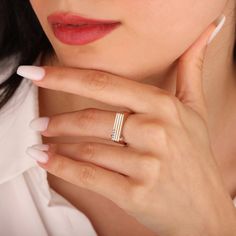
[0,52,85,208]
[0,52,44,184]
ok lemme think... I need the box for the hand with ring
[16,16,236,236]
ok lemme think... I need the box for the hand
[18,16,236,236]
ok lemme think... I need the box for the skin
[26,0,236,235]
[30,0,229,80]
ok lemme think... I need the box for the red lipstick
[47,12,121,45]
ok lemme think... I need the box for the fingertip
[16,66,45,81]
[207,14,226,45]
[26,146,49,164]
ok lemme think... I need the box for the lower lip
[51,23,120,45]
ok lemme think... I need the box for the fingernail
[26,146,49,163]
[207,15,226,45]
[29,117,49,132]
[16,66,45,81]
[31,144,49,151]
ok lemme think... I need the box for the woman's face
[29,0,227,81]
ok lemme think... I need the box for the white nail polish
[26,146,49,163]
[207,15,226,45]
[29,117,49,132]
[16,66,45,81]
[31,144,49,151]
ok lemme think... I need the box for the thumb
[175,15,226,119]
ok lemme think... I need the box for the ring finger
[30,108,166,153]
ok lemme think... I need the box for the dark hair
[0,1,235,110]
[0,0,52,110]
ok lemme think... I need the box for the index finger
[16,65,169,113]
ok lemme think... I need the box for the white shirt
[0,53,98,236]
[0,53,236,236]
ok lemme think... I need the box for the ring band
[111,112,127,145]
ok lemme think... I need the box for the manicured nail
[26,146,49,163]
[31,144,49,151]
[16,66,45,81]
[29,117,49,132]
[207,15,226,45]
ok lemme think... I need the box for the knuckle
[160,94,180,117]
[194,57,204,72]
[85,71,111,91]
[48,114,69,136]
[159,94,183,126]
[142,120,168,146]
[179,55,204,73]
[75,108,97,129]
[149,90,181,123]
[138,155,161,181]
[78,164,97,186]
[81,142,96,162]
[49,67,68,86]
[52,155,66,177]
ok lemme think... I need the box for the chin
[52,49,174,83]
[55,55,126,77]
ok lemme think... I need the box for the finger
[32,142,157,182]
[30,109,167,154]
[16,63,172,114]
[34,149,133,208]
[176,15,225,119]
[36,108,131,141]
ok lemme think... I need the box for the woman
[0,0,236,235]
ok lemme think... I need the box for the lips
[47,12,120,26]
[47,12,121,45]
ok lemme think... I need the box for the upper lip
[47,12,120,26]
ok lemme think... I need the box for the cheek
[29,0,53,36]
[116,0,227,71]
[29,0,227,82]
[127,0,226,56]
